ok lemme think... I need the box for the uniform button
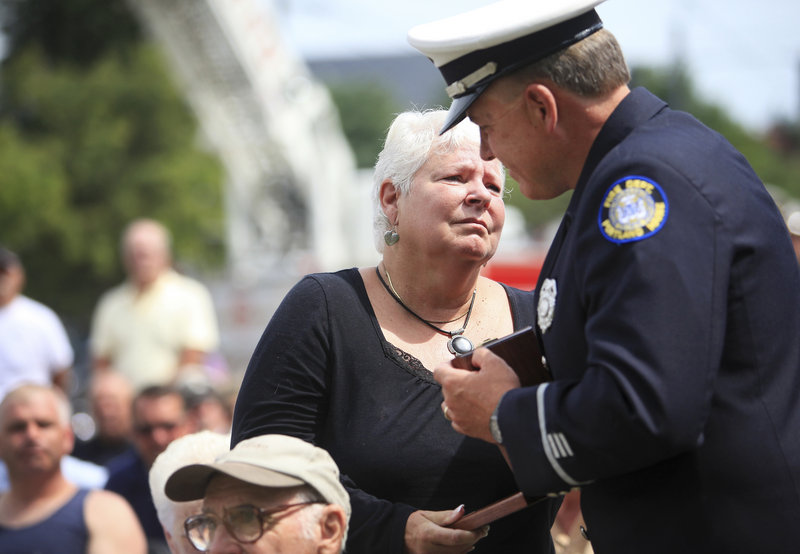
[541,356,548,368]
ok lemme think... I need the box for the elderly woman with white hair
[231,109,560,553]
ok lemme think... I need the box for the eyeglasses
[184,502,324,551]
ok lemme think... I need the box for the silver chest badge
[538,278,557,333]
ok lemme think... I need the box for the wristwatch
[489,404,503,445]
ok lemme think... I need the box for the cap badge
[445,62,498,98]
[598,176,668,243]
[538,278,557,333]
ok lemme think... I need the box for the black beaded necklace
[375,266,476,356]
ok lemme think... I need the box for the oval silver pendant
[447,335,473,356]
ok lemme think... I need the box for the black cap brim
[440,83,489,135]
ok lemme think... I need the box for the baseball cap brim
[165,461,305,502]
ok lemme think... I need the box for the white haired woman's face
[388,141,505,264]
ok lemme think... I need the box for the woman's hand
[404,505,489,553]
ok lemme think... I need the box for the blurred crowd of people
[0,226,346,549]
[0,219,236,553]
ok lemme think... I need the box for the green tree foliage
[1,0,141,65]
[632,62,800,200]
[0,0,225,332]
[327,81,401,168]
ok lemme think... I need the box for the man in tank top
[0,384,146,553]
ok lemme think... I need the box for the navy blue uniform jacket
[498,87,800,553]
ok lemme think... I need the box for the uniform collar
[535,88,668,295]
[569,87,668,212]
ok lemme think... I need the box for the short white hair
[148,431,230,536]
[282,486,349,548]
[371,109,503,253]
[0,384,71,427]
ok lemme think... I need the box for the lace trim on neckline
[386,344,437,384]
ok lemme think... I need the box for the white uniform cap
[408,0,607,133]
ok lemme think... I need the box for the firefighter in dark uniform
[409,1,800,552]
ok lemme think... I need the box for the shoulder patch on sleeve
[597,176,668,244]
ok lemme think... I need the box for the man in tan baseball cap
[165,434,349,553]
